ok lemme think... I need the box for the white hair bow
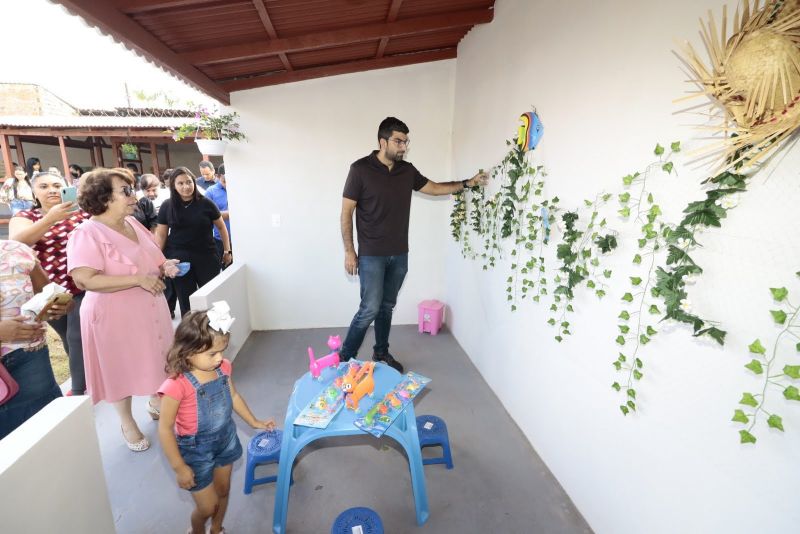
[207,301,235,334]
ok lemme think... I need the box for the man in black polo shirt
[340,116,488,372]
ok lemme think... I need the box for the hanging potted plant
[120,142,139,160]
[170,106,246,156]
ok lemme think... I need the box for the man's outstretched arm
[419,170,489,196]
[341,197,358,275]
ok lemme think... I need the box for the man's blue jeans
[341,254,408,359]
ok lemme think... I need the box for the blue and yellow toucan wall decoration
[517,110,543,152]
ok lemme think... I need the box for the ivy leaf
[649,304,660,314]
[622,293,634,303]
[595,289,606,298]
[767,414,784,432]
[618,354,627,362]
[731,409,749,424]
[784,385,800,401]
[620,405,630,415]
[739,430,757,444]
[511,305,517,312]
[633,254,642,265]
[603,269,612,279]
[613,361,622,370]
[647,193,654,204]
[633,369,643,380]
[646,326,657,336]
[612,382,621,391]
[627,400,636,411]
[770,287,788,302]
[783,365,800,379]
[630,277,642,286]
[770,310,787,324]
[662,162,674,174]
[619,311,630,320]
[639,334,650,345]
[654,143,664,155]
[635,358,643,368]
[618,192,631,203]
[547,318,556,326]
[627,389,636,399]
[744,360,764,375]
[739,392,759,407]
[693,326,726,345]
[616,335,626,345]
[622,174,634,186]
[619,325,630,334]
[554,335,563,343]
[670,141,681,152]
[618,206,631,218]
[748,339,767,355]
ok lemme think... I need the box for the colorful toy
[341,361,376,411]
[294,363,348,428]
[354,371,431,438]
[307,335,342,379]
[517,110,543,152]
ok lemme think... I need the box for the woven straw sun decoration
[676,0,800,170]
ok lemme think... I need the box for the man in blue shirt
[196,160,216,192]
[204,163,231,266]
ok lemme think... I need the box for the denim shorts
[177,424,243,491]
[0,345,61,440]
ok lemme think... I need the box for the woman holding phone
[9,170,90,396]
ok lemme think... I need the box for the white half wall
[189,261,252,360]
[226,60,456,330]
[0,396,114,532]
[448,1,800,533]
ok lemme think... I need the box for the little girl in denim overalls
[158,302,275,534]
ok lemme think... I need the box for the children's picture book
[354,371,431,438]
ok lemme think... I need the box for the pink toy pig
[327,335,342,351]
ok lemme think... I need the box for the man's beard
[391,150,405,162]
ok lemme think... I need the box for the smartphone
[60,186,78,212]
[36,292,73,321]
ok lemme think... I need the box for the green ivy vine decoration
[612,142,680,414]
[548,195,618,342]
[733,280,800,444]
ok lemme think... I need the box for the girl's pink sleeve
[66,224,105,272]
[158,377,185,400]
[221,359,233,376]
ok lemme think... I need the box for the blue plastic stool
[331,507,384,534]
[416,415,454,469]
[243,429,292,494]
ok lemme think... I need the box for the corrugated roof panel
[133,3,268,52]
[287,41,379,70]
[383,28,469,56]
[396,0,494,20]
[266,0,391,37]
[200,56,286,80]
[0,116,188,129]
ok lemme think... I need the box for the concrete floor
[95,325,591,534]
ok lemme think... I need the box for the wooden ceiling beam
[54,0,231,104]
[220,47,457,92]
[251,0,293,71]
[0,128,185,139]
[377,0,405,58]
[184,8,492,66]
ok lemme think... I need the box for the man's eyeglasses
[389,137,410,148]
[119,185,134,197]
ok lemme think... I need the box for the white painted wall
[189,261,252,360]
[227,61,455,331]
[448,1,800,533]
[0,396,114,533]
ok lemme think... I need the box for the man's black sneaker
[372,352,404,374]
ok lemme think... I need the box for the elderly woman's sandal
[146,400,160,420]
[120,426,150,452]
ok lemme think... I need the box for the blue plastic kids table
[271,362,429,534]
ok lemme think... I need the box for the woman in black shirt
[155,167,231,316]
